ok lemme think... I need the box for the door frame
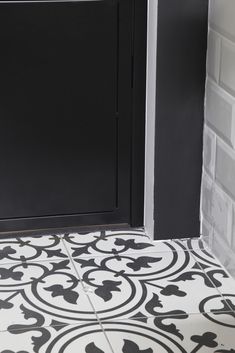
[144,0,208,240]
[144,0,158,239]
[130,0,148,227]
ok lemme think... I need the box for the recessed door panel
[0,0,147,231]
[0,1,118,219]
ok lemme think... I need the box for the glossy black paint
[0,0,146,232]
[154,0,208,239]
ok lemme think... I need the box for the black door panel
[0,2,117,219]
[0,0,147,231]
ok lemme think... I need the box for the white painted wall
[144,0,158,239]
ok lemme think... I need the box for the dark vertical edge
[130,0,147,227]
[115,0,120,208]
[154,0,209,239]
[115,0,120,115]
[117,0,133,222]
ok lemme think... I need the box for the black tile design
[101,314,235,352]
[0,234,68,264]
[0,230,234,352]
[74,250,227,321]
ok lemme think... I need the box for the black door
[0,0,147,232]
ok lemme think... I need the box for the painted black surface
[0,0,146,232]
[131,0,147,227]
[154,0,208,239]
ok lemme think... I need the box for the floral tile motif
[101,312,235,353]
[0,232,235,353]
[190,248,235,312]
[0,322,112,353]
[0,234,68,264]
[153,239,188,252]
[62,230,190,260]
[187,240,221,268]
[0,260,97,331]
[73,249,225,321]
[62,230,154,258]
[184,238,209,251]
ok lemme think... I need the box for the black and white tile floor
[0,230,235,352]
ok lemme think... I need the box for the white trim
[144,0,158,240]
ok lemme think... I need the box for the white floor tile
[0,260,96,331]
[0,232,234,353]
[73,250,224,320]
[0,234,68,264]
[102,313,235,353]
[62,230,156,258]
[0,322,112,353]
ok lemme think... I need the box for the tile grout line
[0,237,155,267]
[0,234,70,267]
[187,243,235,312]
[1,232,234,347]
[0,234,196,267]
[67,248,189,261]
[62,236,234,320]
[60,235,115,353]
[0,255,70,267]
[87,310,235,324]
[205,242,235,283]
[194,241,235,313]
[0,246,198,267]
[0,320,102,334]
[1,310,234,335]
[1,232,234,353]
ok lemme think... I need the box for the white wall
[202,0,235,277]
[144,0,158,239]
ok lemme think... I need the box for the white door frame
[144,0,158,240]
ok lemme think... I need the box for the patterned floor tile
[183,238,209,251]
[62,230,154,258]
[0,231,234,353]
[101,312,235,353]
[0,260,97,331]
[0,322,112,353]
[0,234,68,264]
[62,230,190,260]
[190,248,235,312]
[73,249,224,321]
[188,242,221,268]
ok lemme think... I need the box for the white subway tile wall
[202,0,235,277]
[206,80,235,147]
[207,30,221,82]
[203,125,216,176]
[232,204,235,251]
[220,40,235,95]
